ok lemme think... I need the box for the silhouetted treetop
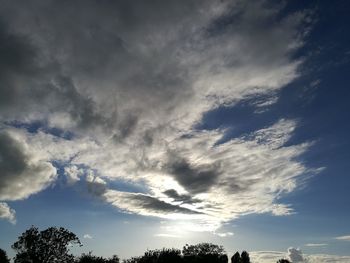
[182,243,227,263]
[231,252,241,263]
[0,248,10,263]
[12,226,81,263]
[277,259,291,263]
[76,252,119,263]
[182,243,225,256]
[241,251,250,263]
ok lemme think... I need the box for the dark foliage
[231,251,251,263]
[231,252,241,263]
[76,252,119,263]
[276,260,291,263]
[123,248,182,263]
[0,248,10,263]
[241,251,250,263]
[12,226,81,263]
[8,226,259,263]
[182,243,227,263]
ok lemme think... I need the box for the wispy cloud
[83,234,93,239]
[214,232,234,238]
[305,243,328,247]
[335,235,350,241]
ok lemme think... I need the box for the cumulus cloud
[64,165,83,185]
[0,130,56,201]
[0,202,16,224]
[288,247,304,262]
[0,0,317,228]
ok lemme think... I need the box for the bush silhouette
[0,248,10,263]
[276,260,291,263]
[12,226,81,263]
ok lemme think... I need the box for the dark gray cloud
[104,190,201,216]
[163,189,200,204]
[0,20,40,114]
[166,154,222,194]
[127,193,200,215]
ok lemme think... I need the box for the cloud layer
[0,0,315,228]
[250,248,350,263]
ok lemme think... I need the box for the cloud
[64,165,83,185]
[0,202,16,224]
[305,243,328,247]
[335,235,350,241]
[250,250,350,263]
[83,234,93,239]
[214,232,234,238]
[104,190,201,218]
[288,247,304,262]
[0,130,57,201]
[0,0,317,229]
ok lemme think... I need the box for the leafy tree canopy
[182,243,225,256]
[12,226,81,263]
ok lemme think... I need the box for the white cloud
[0,202,16,224]
[64,165,83,185]
[335,235,350,241]
[83,234,93,239]
[214,232,234,238]
[305,243,328,247]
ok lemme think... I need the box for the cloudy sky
[0,0,349,262]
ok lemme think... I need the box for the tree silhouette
[241,251,250,263]
[77,253,106,263]
[122,248,181,263]
[182,243,227,263]
[0,248,10,263]
[277,259,291,263]
[76,252,119,263]
[143,248,182,263]
[231,252,241,263]
[12,226,81,263]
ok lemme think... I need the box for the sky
[0,0,349,262]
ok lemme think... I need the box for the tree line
[0,226,291,263]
